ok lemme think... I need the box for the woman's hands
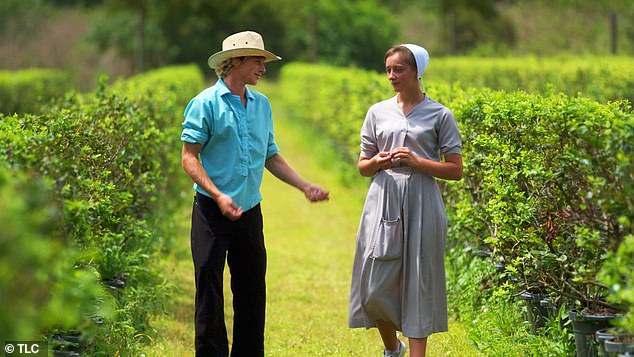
[359,148,463,180]
[359,149,411,176]
[389,147,418,167]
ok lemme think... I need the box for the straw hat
[207,31,282,69]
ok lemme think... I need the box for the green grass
[143,80,479,356]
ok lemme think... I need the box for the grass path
[144,82,478,356]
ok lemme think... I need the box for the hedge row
[0,68,73,114]
[425,56,634,104]
[280,63,634,334]
[0,65,204,354]
[0,164,113,347]
[451,90,633,314]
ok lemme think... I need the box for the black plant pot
[102,277,126,290]
[603,334,634,356]
[540,298,557,319]
[595,328,616,356]
[519,291,549,334]
[51,330,84,357]
[92,315,105,325]
[53,351,80,357]
[569,309,618,357]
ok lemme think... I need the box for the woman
[348,44,463,357]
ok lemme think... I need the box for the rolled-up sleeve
[181,98,210,144]
[438,109,462,155]
[360,110,378,159]
[266,129,279,159]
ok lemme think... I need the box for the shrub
[0,163,113,343]
[451,91,633,313]
[425,56,634,104]
[0,68,72,114]
[599,234,634,332]
[0,64,205,354]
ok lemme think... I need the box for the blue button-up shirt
[181,79,279,211]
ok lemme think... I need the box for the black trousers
[191,193,267,357]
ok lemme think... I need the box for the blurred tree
[279,0,400,71]
[153,0,286,77]
[104,0,151,72]
[86,2,170,73]
[86,0,285,75]
[48,0,104,6]
[377,0,413,11]
[85,0,398,75]
[0,0,37,27]
[0,0,53,40]
[533,0,634,54]
[438,0,515,54]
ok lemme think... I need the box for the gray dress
[348,95,462,338]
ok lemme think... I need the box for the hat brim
[208,48,282,69]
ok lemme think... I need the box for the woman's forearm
[411,154,463,180]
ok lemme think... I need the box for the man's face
[235,56,266,85]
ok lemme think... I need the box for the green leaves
[0,68,72,114]
[456,90,633,311]
[599,234,634,331]
[0,65,204,353]
[282,61,634,330]
[424,56,634,104]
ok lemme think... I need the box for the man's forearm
[182,150,222,200]
[265,154,308,192]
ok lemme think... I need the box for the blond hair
[215,58,234,78]
[214,56,248,78]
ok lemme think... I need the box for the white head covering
[401,44,429,80]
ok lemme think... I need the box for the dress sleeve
[181,97,211,144]
[437,108,462,155]
[360,109,378,159]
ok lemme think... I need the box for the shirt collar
[217,79,255,101]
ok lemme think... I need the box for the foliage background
[1,0,634,355]
[1,0,633,83]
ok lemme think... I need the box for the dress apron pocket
[371,217,403,260]
[359,171,407,325]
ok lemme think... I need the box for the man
[180,30,329,357]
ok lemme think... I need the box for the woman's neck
[397,89,425,106]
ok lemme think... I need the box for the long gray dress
[348,95,462,338]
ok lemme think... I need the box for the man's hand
[265,154,330,203]
[215,193,243,220]
[303,184,330,202]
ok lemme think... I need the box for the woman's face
[385,51,417,93]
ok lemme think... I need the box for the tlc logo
[4,342,47,355]
[16,343,40,353]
